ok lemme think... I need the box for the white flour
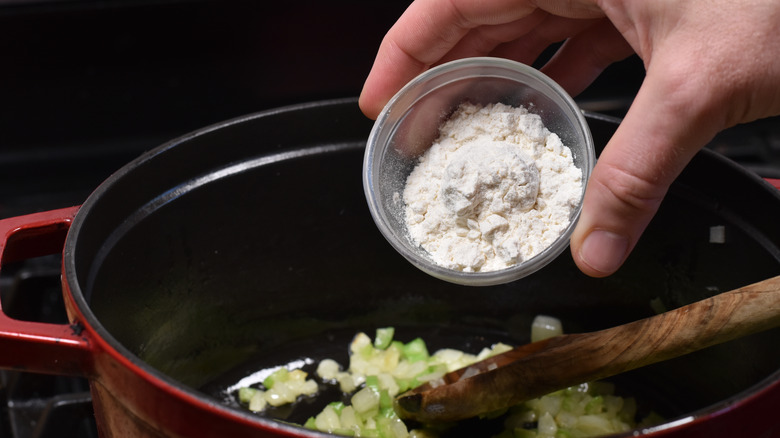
[402,102,582,272]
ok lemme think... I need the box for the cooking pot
[0,98,778,438]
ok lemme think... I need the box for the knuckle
[592,161,667,217]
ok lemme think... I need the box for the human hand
[359,0,780,277]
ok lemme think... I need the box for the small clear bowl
[363,57,595,286]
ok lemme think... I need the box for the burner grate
[0,255,98,438]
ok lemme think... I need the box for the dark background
[0,0,777,220]
[0,0,652,218]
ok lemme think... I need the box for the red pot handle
[0,206,94,377]
[767,178,780,190]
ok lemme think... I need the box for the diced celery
[263,367,289,389]
[375,327,395,350]
[328,401,346,415]
[365,375,380,390]
[379,389,393,410]
[237,326,659,438]
[402,338,429,362]
[237,387,259,404]
[395,377,413,393]
[585,395,604,414]
[361,428,381,437]
[377,415,409,438]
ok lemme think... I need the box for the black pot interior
[68,99,780,433]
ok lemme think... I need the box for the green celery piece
[237,387,258,404]
[375,416,395,438]
[263,367,289,389]
[379,390,393,410]
[402,338,429,362]
[395,378,413,393]
[379,406,397,419]
[360,427,380,438]
[365,375,380,391]
[359,343,376,359]
[374,327,395,350]
[303,417,317,430]
[585,395,604,414]
[328,401,346,414]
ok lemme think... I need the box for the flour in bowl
[402,102,582,272]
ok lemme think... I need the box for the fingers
[487,15,600,65]
[539,19,635,96]
[570,59,722,277]
[437,9,549,66]
[360,0,541,119]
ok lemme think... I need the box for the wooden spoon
[394,275,780,423]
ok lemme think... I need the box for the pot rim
[60,97,780,437]
[61,99,368,437]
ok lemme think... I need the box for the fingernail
[580,230,629,275]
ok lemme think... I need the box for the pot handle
[767,178,780,190]
[0,206,94,377]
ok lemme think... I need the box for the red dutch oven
[0,99,779,437]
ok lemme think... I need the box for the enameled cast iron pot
[0,98,778,437]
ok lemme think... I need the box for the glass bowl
[363,57,595,286]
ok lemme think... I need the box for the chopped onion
[237,321,661,437]
[531,314,563,342]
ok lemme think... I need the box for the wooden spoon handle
[573,274,780,375]
[396,275,780,423]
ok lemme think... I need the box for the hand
[359,0,780,277]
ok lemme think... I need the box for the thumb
[570,64,723,277]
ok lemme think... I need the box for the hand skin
[359,0,780,277]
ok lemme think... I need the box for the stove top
[1,1,778,437]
